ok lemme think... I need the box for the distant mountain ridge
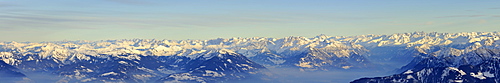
[1,32,499,82]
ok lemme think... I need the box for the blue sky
[1,0,499,42]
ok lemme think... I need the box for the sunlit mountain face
[1,32,500,83]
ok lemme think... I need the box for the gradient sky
[1,0,500,42]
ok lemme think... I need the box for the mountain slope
[158,49,272,83]
[352,49,500,83]
[0,60,29,82]
[352,58,500,83]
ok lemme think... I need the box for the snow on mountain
[397,48,500,73]
[334,32,500,68]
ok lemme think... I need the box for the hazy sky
[1,0,499,42]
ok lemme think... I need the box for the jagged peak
[315,34,328,38]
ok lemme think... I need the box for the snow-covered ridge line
[0,32,499,67]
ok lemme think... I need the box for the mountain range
[1,32,499,82]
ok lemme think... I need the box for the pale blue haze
[1,0,499,42]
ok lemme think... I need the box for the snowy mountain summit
[1,32,500,82]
